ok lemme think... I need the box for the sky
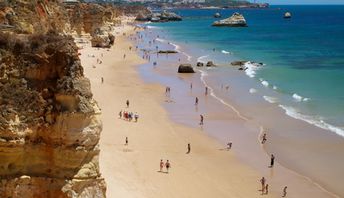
[256,0,344,4]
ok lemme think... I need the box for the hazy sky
[256,0,344,4]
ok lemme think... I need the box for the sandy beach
[78,21,337,198]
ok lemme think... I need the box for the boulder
[214,12,221,18]
[178,64,195,73]
[158,50,178,54]
[231,61,247,66]
[197,62,204,67]
[212,12,247,27]
[206,61,216,67]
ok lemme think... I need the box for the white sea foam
[155,38,167,43]
[263,96,279,104]
[279,105,344,137]
[249,88,257,94]
[221,50,231,54]
[273,86,278,90]
[261,80,269,87]
[243,61,261,78]
[146,25,159,29]
[292,93,310,102]
[197,55,209,63]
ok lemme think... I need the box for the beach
[78,20,337,198]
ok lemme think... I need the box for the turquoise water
[148,5,344,136]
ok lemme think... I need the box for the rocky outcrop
[206,61,216,67]
[0,30,105,197]
[178,64,195,73]
[284,12,291,19]
[231,60,248,66]
[197,62,204,67]
[212,12,247,27]
[214,12,221,18]
[158,50,178,54]
[135,10,182,22]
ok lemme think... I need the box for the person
[123,54,126,59]
[126,100,130,108]
[101,77,104,84]
[200,114,204,125]
[125,137,128,146]
[160,159,164,172]
[134,112,139,122]
[225,86,229,91]
[205,87,208,95]
[190,83,193,90]
[165,160,170,173]
[261,133,267,144]
[226,142,232,150]
[270,154,275,168]
[282,186,288,197]
[265,184,269,195]
[260,177,266,194]
[195,97,198,105]
[187,143,191,154]
[119,110,122,119]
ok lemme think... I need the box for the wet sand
[78,20,337,198]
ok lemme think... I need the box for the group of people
[159,159,171,173]
[260,177,288,197]
[119,110,139,122]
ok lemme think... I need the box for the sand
[78,22,336,198]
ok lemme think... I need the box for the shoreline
[134,24,342,197]
[79,20,339,197]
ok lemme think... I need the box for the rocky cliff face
[0,1,111,197]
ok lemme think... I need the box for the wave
[279,105,344,137]
[221,50,231,54]
[292,93,310,102]
[244,61,262,78]
[197,55,209,63]
[261,80,269,87]
[263,96,279,104]
[249,88,257,94]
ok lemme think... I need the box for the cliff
[0,0,116,197]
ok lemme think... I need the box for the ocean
[148,5,344,137]
[135,5,344,197]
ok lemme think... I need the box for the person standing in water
[270,154,275,168]
[190,83,193,90]
[200,114,204,125]
[205,86,208,95]
[195,97,199,105]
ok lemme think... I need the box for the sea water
[147,5,344,137]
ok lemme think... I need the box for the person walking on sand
[190,83,193,90]
[125,137,128,146]
[270,154,275,168]
[200,114,204,125]
[126,100,130,108]
[134,112,139,122]
[195,97,198,105]
[165,160,171,173]
[101,77,104,84]
[119,110,122,119]
[187,143,191,154]
[226,142,232,150]
[261,133,267,144]
[160,159,164,172]
[260,177,266,194]
[282,186,288,197]
[123,54,126,59]
[265,184,269,195]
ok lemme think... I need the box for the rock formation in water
[212,12,247,27]
[178,64,195,73]
[0,0,112,197]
